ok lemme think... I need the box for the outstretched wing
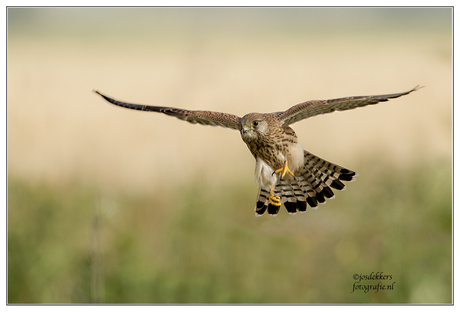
[279,85,423,126]
[94,90,242,131]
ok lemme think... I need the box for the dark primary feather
[279,85,423,126]
[93,90,242,130]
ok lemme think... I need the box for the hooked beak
[242,124,250,134]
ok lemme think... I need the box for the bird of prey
[94,85,422,216]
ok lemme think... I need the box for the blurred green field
[7,7,452,304]
[8,158,451,303]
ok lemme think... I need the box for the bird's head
[240,113,268,142]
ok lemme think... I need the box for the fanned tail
[255,150,357,216]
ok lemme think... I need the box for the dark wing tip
[92,89,112,101]
[93,90,152,111]
[383,85,424,100]
[93,89,107,97]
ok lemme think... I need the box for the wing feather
[279,85,423,126]
[94,90,242,130]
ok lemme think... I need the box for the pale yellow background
[8,8,451,191]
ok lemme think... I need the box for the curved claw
[269,195,281,206]
[269,185,281,206]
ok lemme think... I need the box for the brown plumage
[94,85,422,216]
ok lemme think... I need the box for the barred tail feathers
[254,150,357,216]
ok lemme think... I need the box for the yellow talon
[269,196,281,206]
[269,161,294,206]
[274,160,295,179]
[269,184,281,206]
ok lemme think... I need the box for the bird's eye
[251,121,259,127]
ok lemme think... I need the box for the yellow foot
[274,160,295,179]
[269,184,281,206]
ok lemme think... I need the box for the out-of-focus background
[7,7,451,304]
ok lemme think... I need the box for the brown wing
[94,90,242,130]
[279,85,423,126]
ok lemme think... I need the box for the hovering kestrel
[94,85,422,216]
